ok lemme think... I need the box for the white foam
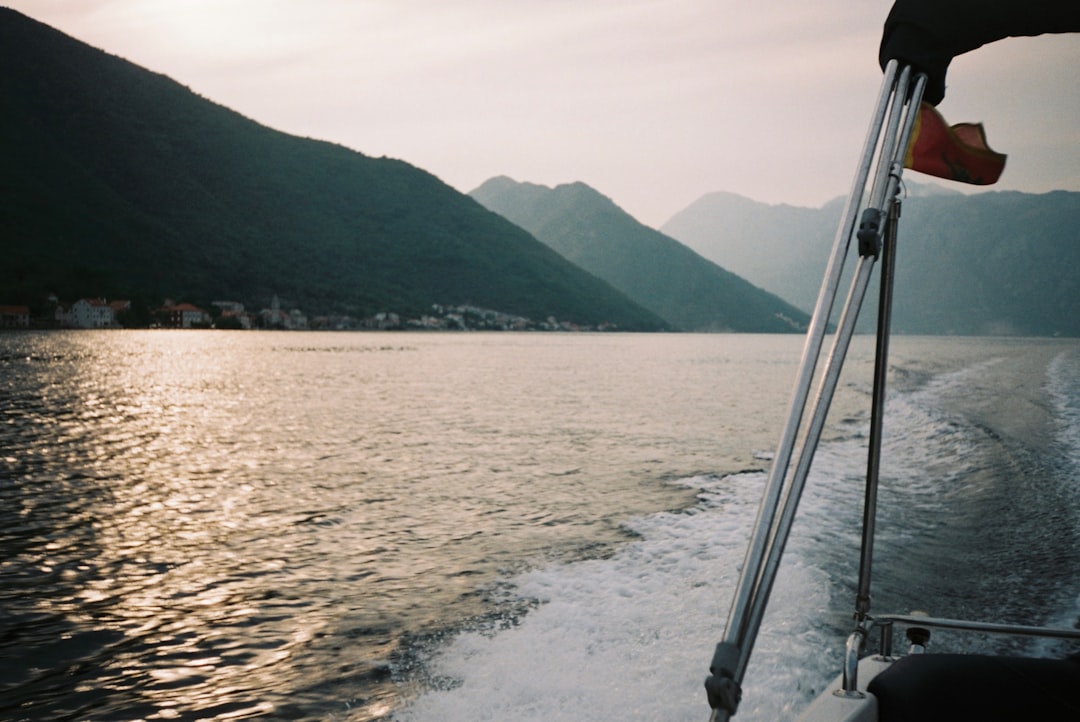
[1040,349,1080,648]
[393,472,842,722]
[1047,350,1080,476]
[394,349,1079,721]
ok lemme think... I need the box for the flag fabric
[904,102,1007,184]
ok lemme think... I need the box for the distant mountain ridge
[0,8,665,330]
[662,191,837,312]
[7,8,1073,337]
[662,187,1080,336]
[470,177,810,332]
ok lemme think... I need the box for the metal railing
[704,61,930,720]
[873,614,1080,658]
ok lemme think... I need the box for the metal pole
[868,66,912,210]
[732,64,921,682]
[704,62,912,720]
[852,71,926,624]
[876,614,1080,640]
[706,61,903,720]
[735,252,879,682]
[855,197,900,621]
[717,55,900,653]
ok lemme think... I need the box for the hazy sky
[8,1,1079,226]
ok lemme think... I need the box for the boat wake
[1037,350,1080,650]
[392,469,835,721]
[392,346,1080,721]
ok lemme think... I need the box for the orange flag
[904,102,1007,185]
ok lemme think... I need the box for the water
[1,331,1077,720]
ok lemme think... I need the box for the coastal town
[0,295,607,332]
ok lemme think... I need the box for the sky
[7,0,1080,227]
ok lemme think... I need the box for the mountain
[0,8,666,331]
[470,177,810,333]
[661,191,837,314]
[662,188,1080,336]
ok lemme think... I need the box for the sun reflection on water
[0,331,336,719]
[3,329,788,720]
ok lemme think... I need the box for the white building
[65,298,116,328]
[168,303,211,328]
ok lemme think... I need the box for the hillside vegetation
[662,187,1080,336]
[471,178,809,333]
[0,8,665,330]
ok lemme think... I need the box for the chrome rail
[874,614,1080,657]
[839,628,868,698]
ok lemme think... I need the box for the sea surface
[1,331,1077,721]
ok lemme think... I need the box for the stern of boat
[795,656,892,722]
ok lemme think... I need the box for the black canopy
[879,0,1080,104]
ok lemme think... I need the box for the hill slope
[470,177,810,332]
[661,191,838,313]
[0,8,666,330]
[662,187,1080,336]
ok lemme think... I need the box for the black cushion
[867,653,1080,722]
